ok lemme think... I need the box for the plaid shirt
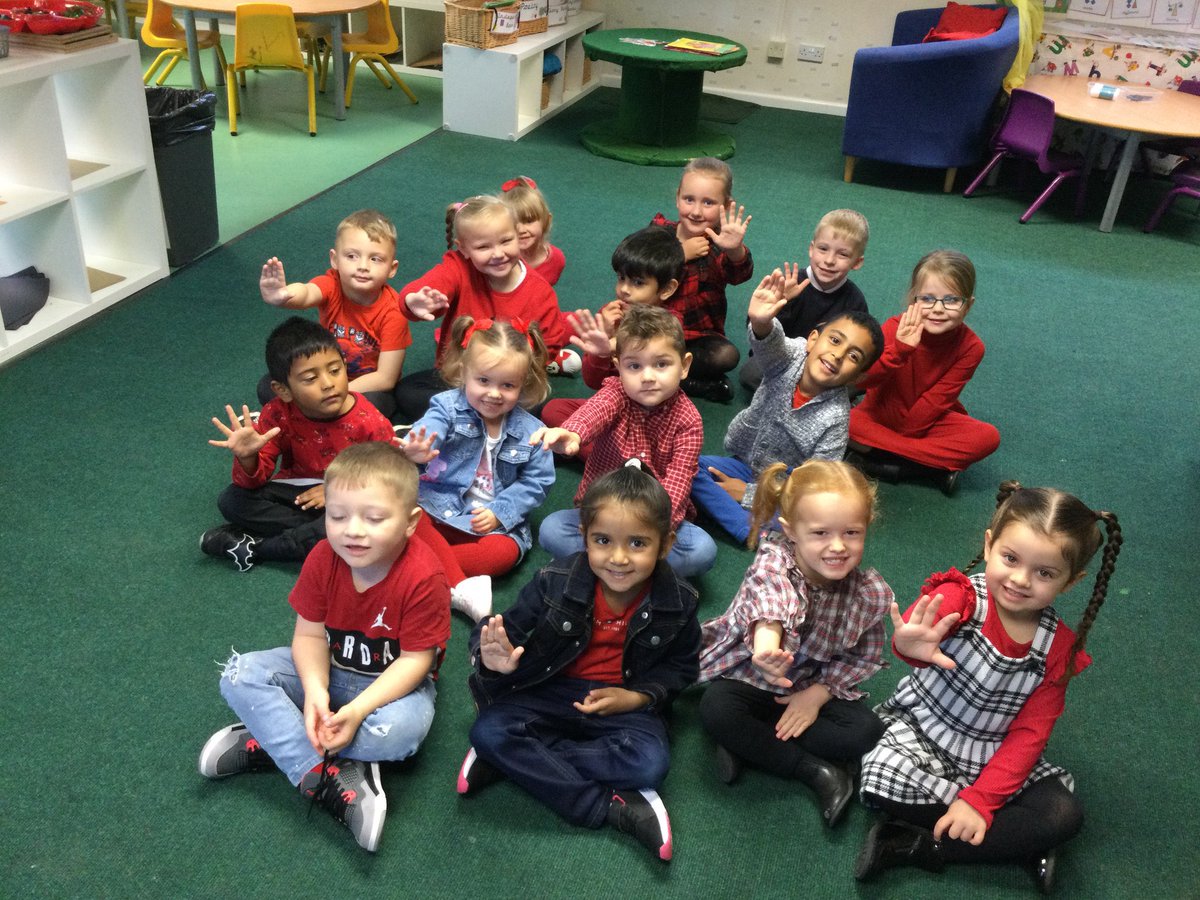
[698,530,893,700]
[651,214,754,341]
[561,377,702,529]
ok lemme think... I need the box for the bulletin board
[1046,0,1200,35]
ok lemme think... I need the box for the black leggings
[699,678,884,774]
[686,336,740,381]
[862,777,1083,862]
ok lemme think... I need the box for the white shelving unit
[442,10,604,140]
[0,39,169,368]
[385,0,449,76]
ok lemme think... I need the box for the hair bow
[501,176,538,192]
[461,317,496,348]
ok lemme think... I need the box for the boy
[740,209,871,391]
[457,465,701,862]
[532,305,717,578]
[199,442,451,853]
[259,209,411,420]
[692,269,884,544]
[202,316,395,572]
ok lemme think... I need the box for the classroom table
[1023,73,1200,233]
[580,28,747,165]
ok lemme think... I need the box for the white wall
[586,0,929,115]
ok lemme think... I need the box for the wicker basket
[517,0,547,36]
[445,0,520,49]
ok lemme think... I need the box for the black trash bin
[146,87,219,267]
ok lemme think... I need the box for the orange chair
[141,0,228,88]
[226,3,317,136]
[342,0,418,108]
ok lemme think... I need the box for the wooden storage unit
[442,10,603,140]
[0,39,169,367]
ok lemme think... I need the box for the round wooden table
[581,28,747,165]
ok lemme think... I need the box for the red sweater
[399,251,566,365]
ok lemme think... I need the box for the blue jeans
[469,677,670,827]
[690,455,755,544]
[218,646,436,786]
[538,509,717,577]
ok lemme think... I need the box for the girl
[855,482,1122,892]
[500,175,565,286]
[650,156,754,403]
[395,195,569,422]
[698,460,894,828]
[848,249,1000,495]
[401,316,555,623]
[458,463,701,862]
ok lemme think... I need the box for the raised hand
[566,308,614,358]
[707,200,751,253]
[405,286,450,321]
[751,647,795,688]
[934,798,988,846]
[478,615,524,673]
[401,426,440,464]
[681,234,711,262]
[890,594,961,669]
[781,261,809,301]
[469,506,500,534]
[895,301,925,348]
[747,269,788,332]
[208,404,280,460]
[529,426,581,456]
[260,257,291,306]
[707,466,747,503]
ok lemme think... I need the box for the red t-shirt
[289,537,451,677]
[531,243,566,286]
[561,583,647,684]
[311,269,412,379]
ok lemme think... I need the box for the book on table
[665,37,739,56]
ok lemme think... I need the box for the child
[395,195,570,423]
[456,464,701,862]
[199,442,452,853]
[691,270,884,544]
[650,156,754,402]
[540,226,685,437]
[848,249,1000,496]
[401,316,556,624]
[739,209,871,391]
[531,305,718,578]
[855,482,1122,892]
[202,317,395,572]
[698,460,893,828]
[500,175,565,286]
[258,209,411,421]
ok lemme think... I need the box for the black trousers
[698,677,884,774]
[862,776,1084,862]
[217,482,325,561]
[686,335,740,381]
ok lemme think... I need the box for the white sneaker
[546,348,581,376]
[450,575,492,623]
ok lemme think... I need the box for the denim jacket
[468,553,701,711]
[411,389,555,556]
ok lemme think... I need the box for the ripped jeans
[218,646,437,787]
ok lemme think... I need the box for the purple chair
[1143,161,1200,233]
[962,88,1087,224]
[1140,80,1200,167]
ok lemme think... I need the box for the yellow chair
[342,0,419,109]
[227,3,317,137]
[141,0,228,88]
[295,20,333,94]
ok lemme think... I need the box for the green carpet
[1,87,1196,898]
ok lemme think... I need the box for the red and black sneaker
[607,788,673,861]
[198,723,273,778]
[300,758,387,852]
[456,746,505,796]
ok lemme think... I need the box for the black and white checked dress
[860,573,1071,807]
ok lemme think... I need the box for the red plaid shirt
[650,214,754,341]
[561,377,702,529]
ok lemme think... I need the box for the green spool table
[581,28,747,165]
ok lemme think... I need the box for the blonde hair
[500,176,552,237]
[679,156,733,202]
[337,209,397,252]
[440,315,550,408]
[814,209,870,256]
[444,195,516,250]
[324,442,418,509]
[907,249,976,305]
[748,460,878,550]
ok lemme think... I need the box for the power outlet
[796,43,825,63]
[766,39,786,61]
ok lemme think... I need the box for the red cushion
[922,2,1007,42]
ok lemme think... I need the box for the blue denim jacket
[411,389,554,556]
[468,553,701,711]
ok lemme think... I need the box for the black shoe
[299,758,387,852]
[940,469,961,496]
[199,525,258,573]
[681,376,734,403]
[854,818,944,881]
[792,751,853,827]
[607,788,672,861]
[456,746,504,796]
[1033,850,1057,894]
[715,744,741,785]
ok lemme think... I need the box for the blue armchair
[841,5,1020,192]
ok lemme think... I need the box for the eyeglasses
[915,294,966,310]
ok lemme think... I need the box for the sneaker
[300,758,387,852]
[198,723,273,778]
[546,348,582,376]
[199,525,258,573]
[238,410,261,426]
[456,746,505,796]
[392,423,411,441]
[450,575,492,623]
[607,788,672,861]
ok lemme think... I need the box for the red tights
[414,515,520,583]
